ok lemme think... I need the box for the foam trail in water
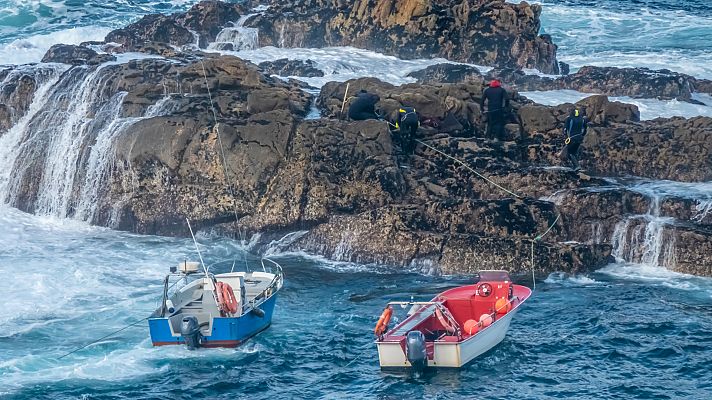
[0,26,112,66]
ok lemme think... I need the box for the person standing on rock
[480,79,510,140]
[348,89,381,121]
[562,107,588,170]
[391,106,419,155]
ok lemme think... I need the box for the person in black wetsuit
[392,106,419,155]
[562,107,588,170]
[479,79,510,140]
[348,89,380,121]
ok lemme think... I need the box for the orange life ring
[216,282,238,315]
[374,306,393,336]
[435,307,457,334]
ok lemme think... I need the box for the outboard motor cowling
[180,316,202,350]
[406,330,427,369]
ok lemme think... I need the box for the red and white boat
[374,270,532,368]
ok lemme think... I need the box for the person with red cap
[479,79,510,140]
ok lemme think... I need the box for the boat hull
[377,306,519,368]
[148,294,278,348]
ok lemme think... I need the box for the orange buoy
[374,306,393,336]
[479,313,493,328]
[495,298,511,315]
[216,282,239,315]
[463,319,479,335]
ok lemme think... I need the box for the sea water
[1,0,712,398]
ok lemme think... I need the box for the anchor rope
[200,59,249,270]
[413,138,523,199]
[57,316,150,360]
[398,132,562,290]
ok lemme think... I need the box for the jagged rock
[249,0,560,73]
[41,44,116,65]
[491,66,699,101]
[407,64,482,84]
[258,59,324,78]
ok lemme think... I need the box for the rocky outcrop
[102,0,559,74]
[250,0,560,73]
[407,64,482,84]
[258,59,324,78]
[41,44,116,65]
[487,66,701,101]
[105,1,244,50]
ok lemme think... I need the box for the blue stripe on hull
[149,294,278,347]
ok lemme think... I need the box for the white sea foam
[223,46,479,88]
[521,89,712,120]
[544,272,600,286]
[538,3,712,79]
[0,26,112,65]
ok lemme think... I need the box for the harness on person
[395,107,419,130]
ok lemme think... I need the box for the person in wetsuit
[348,89,381,121]
[392,106,419,155]
[562,107,588,170]
[479,79,510,140]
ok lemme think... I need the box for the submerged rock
[406,64,482,84]
[258,59,325,78]
[41,44,116,65]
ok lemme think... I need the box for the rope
[529,213,561,291]
[199,59,249,270]
[57,316,149,360]
[414,139,522,199]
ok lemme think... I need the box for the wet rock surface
[41,44,116,65]
[258,59,324,78]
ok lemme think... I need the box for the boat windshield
[478,270,511,282]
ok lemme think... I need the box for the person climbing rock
[348,89,381,121]
[391,106,419,155]
[479,79,510,140]
[562,107,588,170]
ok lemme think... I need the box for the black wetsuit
[395,107,419,154]
[563,114,588,169]
[480,86,510,140]
[348,92,380,121]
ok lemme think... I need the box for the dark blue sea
[1,1,712,399]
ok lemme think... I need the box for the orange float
[216,282,238,315]
[479,313,493,327]
[495,298,512,315]
[374,306,393,336]
[463,319,479,335]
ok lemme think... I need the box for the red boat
[375,270,532,368]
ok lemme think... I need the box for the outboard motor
[406,330,428,369]
[180,316,202,350]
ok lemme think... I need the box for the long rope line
[57,316,149,360]
[199,60,249,269]
[530,213,561,290]
[414,138,523,199]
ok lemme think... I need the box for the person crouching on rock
[562,107,588,170]
[348,89,381,120]
[480,79,510,140]
[391,106,419,155]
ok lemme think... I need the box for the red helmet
[490,79,501,88]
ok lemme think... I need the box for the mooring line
[414,138,523,199]
[57,316,150,360]
[530,213,562,290]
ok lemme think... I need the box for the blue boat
[149,258,284,349]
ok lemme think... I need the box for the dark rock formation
[41,44,116,65]
[407,64,482,84]
[259,59,324,78]
[250,0,560,74]
[488,66,701,101]
[105,1,244,50]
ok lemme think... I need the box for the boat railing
[386,301,460,337]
